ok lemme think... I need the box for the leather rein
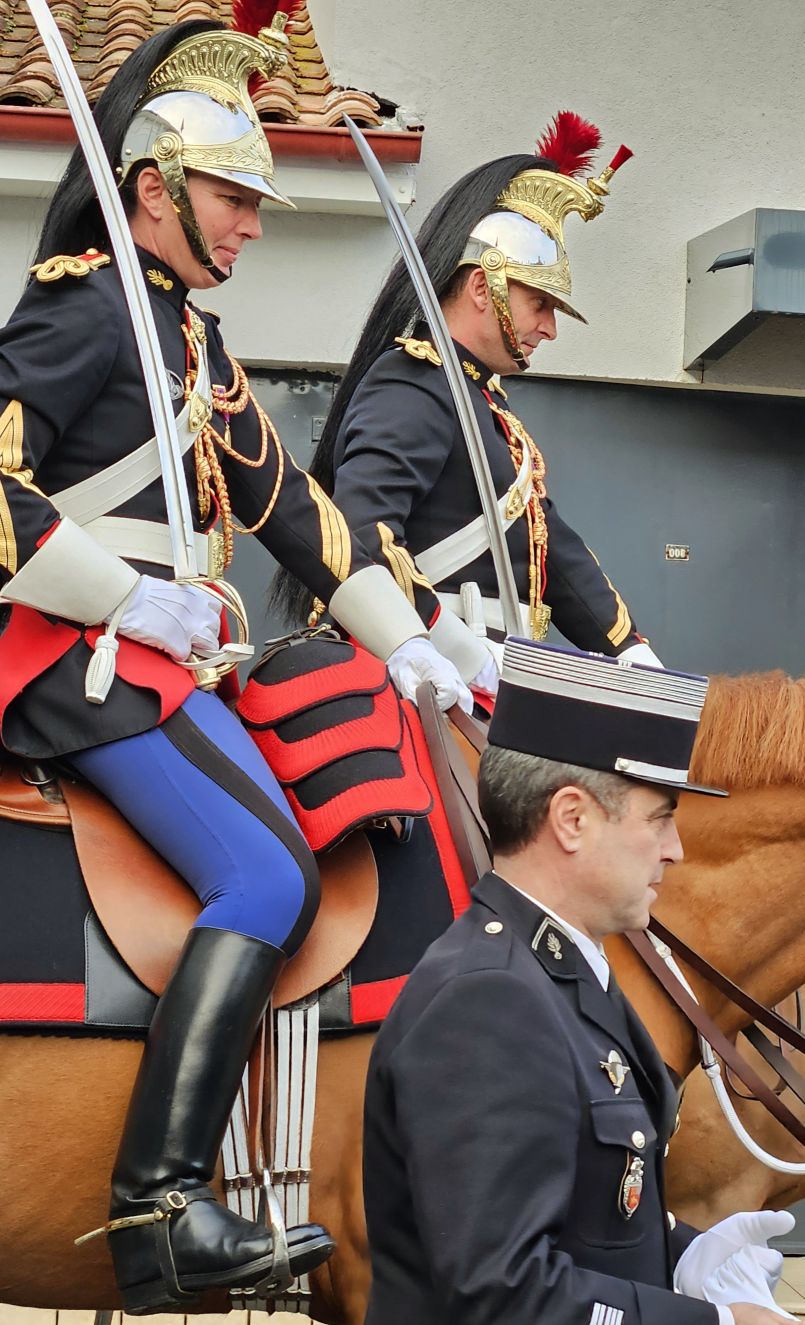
[626,922,805,1147]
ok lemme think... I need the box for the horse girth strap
[649,916,805,1055]
[626,928,805,1147]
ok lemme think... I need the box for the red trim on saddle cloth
[403,699,473,921]
[0,982,85,1022]
[350,974,407,1025]
[285,706,433,853]
[237,646,388,725]
[246,675,404,781]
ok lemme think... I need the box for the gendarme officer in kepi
[274,113,661,696]
[362,642,794,1325]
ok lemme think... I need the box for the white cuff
[716,1309,735,1325]
[618,641,664,668]
[0,516,138,624]
[328,565,425,661]
[429,605,494,683]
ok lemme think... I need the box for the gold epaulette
[394,336,442,366]
[191,302,221,325]
[30,248,111,283]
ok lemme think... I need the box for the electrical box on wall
[684,208,805,370]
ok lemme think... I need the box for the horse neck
[608,783,805,1080]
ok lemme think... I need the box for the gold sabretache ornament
[459,112,633,366]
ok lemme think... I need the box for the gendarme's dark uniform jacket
[0,249,373,758]
[363,872,717,1325]
[333,337,641,653]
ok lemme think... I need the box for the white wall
[3,0,805,390]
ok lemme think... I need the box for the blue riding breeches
[67,688,319,956]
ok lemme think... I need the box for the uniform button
[668,1211,677,1230]
[631,1130,646,1150]
[485,921,503,935]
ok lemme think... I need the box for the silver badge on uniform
[600,1049,631,1095]
[620,1155,644,1218]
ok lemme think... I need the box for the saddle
[0,756,378,1015]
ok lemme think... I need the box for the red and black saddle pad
[237,631,433,852]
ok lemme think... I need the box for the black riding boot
[104,926,334,1315]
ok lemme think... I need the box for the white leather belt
[51,338,211,527]
[83,515,219,577]
[415,445,532,584]
[438,592,530,636]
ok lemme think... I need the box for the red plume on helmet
[231,0,302,38]
[536,111,602,178]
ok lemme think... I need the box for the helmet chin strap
[480,249,528,373]
[154,147,233,286]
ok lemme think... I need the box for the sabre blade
[343,116,522,641]
[26,0,198,579]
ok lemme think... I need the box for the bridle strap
[649,916,805,1054]
[625,927,805,1147]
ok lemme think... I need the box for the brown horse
[2,670,805,1323]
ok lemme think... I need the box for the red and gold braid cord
[183,318,284,569]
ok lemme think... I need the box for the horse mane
[690,671,805,790]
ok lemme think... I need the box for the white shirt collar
[501,877,611,991]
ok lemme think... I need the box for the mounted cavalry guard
[274,114,662,694]
[362,639,794,1325]
[0,3,472,1315]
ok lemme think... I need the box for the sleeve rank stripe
[589,1305,624,1325]
[377,521,433,604]
[0,484,17,576]
[301,467,352,583]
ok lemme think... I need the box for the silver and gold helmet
[458,114,633,369]
[119,19,294,278]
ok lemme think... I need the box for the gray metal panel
[685,210,756,369]
[503,374,805,677]
[754,209,805,315]
[230,368,805,682]
[686,207,805,368]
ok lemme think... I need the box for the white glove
[619,641,664,668]
[469,648,500,696]
[675,1211,796,1299]
[387,636,474,714]
[701,1249,795,1319]
[116,575,222,662]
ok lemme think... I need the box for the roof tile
[0,1,382,126]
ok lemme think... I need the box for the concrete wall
[3,0,805,390]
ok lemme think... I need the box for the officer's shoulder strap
[29,248,111,284]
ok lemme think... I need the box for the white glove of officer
[702,1250,795,1319]
[675,1211,795,1300]
[387,636,474,714]
[116,575,222,662]
[469,647,500,696]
